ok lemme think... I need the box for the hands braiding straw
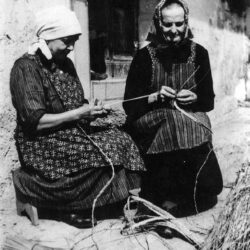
[156,86,197,105]
[106,66,200,109]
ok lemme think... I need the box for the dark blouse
[123,40,215,123]
[10,52,87,134]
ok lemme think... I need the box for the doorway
[88,0,139,79]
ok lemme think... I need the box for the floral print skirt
[13,125,145,211]
[16,125,145,180]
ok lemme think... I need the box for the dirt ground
[0,105,250,250]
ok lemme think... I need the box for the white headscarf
[28,5,82,60]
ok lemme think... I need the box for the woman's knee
[195,150,223,195]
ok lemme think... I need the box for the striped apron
[134,42,212,154]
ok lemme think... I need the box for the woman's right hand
[82,99,109,121]
[37,100,109,131]
[159,86,176,101]
[148,86,176,103]
[89,100,107,120]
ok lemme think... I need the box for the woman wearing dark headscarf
[123,0,223,216]
[10,6,145,228]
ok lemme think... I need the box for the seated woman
[10,6,145,228]
[123,0,223,216]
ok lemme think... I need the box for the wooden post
[71,0,91,99]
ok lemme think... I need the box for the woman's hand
[86,99,109,120]
[37,99,110,131]
[159,86,176,102]
[148,86,176,104]
[176,89,197,105]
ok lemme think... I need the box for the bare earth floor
[0,107,249,250]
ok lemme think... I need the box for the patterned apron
[16,54,145,180]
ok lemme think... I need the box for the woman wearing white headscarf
[10,6,145,228]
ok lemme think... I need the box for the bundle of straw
[122,196,203,249]
[202,162,250,250]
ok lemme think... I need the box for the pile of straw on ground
[202,162,250,250]
[123,196,203,249]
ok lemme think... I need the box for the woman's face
[47,35,79,61]
[160,3,186,44]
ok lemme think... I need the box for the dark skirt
[141,143,223,205]
[13,166,141,212]
[13,125,145,213]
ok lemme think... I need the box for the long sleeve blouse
[123,41,215,123]
[10,52,87,134]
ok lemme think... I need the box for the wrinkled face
[160,3,186,44]
[47,35,79,61]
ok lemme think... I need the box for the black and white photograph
[0,0,249,249]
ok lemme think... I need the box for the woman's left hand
[176,89,197,105]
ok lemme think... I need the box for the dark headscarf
[146,0,194,72]
[147,0,193,47]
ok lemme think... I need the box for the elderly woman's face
[160,3,186,44]
[47,35,79,61]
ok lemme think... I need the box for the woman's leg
[153,144,223,216]
[189,144,223,197]
[140,153,180,206]
[179,143,223,214]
